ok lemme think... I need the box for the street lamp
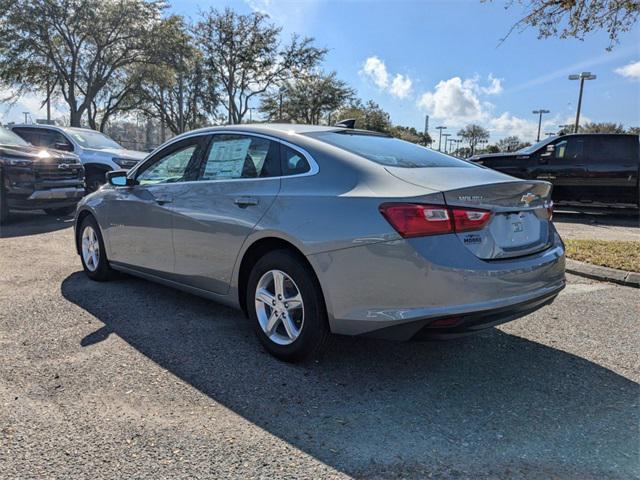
[435,126,447,151]
[532,109,550,142]
[569,72,596,133]
[442,133,451,154]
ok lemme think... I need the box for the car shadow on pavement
[0,211,73,238]
[61,271,638,479]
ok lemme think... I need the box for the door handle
[234,196,259,207]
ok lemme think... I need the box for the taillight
[379,203,453,238]
[380,203,491,238]
[451,207,492,232]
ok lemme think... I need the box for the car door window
[198,134,280,181]
[555,138,583,162]
[136,141,201,185]
[281,145,311,175]
[40,130,73,151]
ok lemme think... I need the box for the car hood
[0,144,81,163]
[384,165,516,193]
[83,147,147,160]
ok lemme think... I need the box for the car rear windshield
[304,131,476,168]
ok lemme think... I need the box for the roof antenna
[334,118,356,129]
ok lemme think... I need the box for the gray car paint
[75,124,565,338]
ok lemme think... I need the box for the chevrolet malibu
[74,124,565,362]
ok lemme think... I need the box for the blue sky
[3,0,639,142]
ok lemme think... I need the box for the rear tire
[44,206,76,217]
[79,215,113,281]
[247,249,330,362]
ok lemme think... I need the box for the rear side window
[281,145,311,175]
[199,134,280,180]
[588,136,637,164]
[305,131,476,168]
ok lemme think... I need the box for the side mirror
[106,169,135,187]
[539,144,555,163]
[54,142,73,152]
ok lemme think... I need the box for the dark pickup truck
[470,134,639,208]
[0,126,85,224]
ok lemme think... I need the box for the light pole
[436,126,447,151]
[532,109,550,142]
[569,72,596,133]
[442,133,451,154]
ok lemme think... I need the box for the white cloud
[361,56,389,88]
[481,74,503,95]
[0,88,67,124]
[488,113,540,140]
[389,74,412,99]
[615,60,640,79]
[417,76,486,124]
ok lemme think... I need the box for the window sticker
[205,138,252,179]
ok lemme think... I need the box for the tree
[388,125,432,146]
[195,8,326,125]
[579,122,626,133]
[494,0,640,50]
[335,100,391,133]
[259,70,354,124]
[458,124,490,155]
[138,16,220,136]
[497,135,530,152]
[628,127,640,135]
[0,0,166,127]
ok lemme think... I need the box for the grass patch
[565,239,640,272]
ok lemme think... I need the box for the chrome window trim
[127,130,319,184]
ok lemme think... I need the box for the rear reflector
[380,203,491,238]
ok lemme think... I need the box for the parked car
[470,133,640,208]
[10,124,147,192]
[0,126,84,223]
[74,124,565,361]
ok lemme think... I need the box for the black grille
[35,158,83,182]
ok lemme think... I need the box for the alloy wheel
[81,225,100,272]
[254,269,304,345]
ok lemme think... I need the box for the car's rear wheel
[79,215,113,281]
[247,249,330,362]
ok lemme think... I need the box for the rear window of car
[304,131,476,168]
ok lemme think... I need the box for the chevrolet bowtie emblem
[520,193,538,206]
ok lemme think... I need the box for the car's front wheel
[247,250,330,362]
[79,215,113,281]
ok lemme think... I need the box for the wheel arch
[236,236,330,320]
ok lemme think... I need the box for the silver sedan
[74,124,565,361]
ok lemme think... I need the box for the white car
[10,124,147,191]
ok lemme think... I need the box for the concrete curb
[566,259,640,288]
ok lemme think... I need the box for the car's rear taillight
[380,203,491,238]
[379,204,453,238]
[451,207,492,232]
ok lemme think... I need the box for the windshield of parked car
[305,131,476,168]
[516,136,556,154]
[67,129,123,150]
[0,126,30,147]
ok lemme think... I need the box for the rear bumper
[308,228,565,340]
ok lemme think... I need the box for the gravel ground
[1,212,639,479]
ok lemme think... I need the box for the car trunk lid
[386,166,554,260]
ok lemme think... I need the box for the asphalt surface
[553,210,639,242]
[1,211,638,479]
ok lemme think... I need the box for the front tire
[247,249,330,362]
[79,215,113,281]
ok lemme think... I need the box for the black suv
[0,126,85,223]
[470,134,639,207]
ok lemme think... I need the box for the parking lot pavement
[1,213,638,480]
[553,210,639,242]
